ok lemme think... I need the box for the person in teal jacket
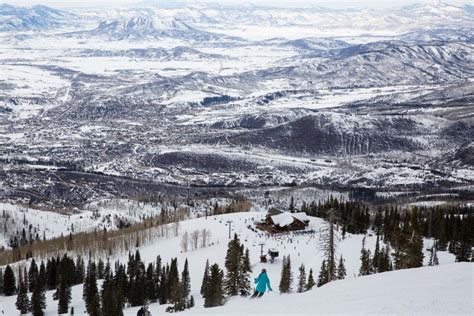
[251,268,272,298]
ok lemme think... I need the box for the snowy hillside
[1,211,465,315]
[183,262,473,315]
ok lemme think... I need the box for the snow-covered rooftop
[270,212,295,227]
[292,212,310,223]
[270,211,310,227]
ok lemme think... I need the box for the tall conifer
[16,272,30,314]
[297,264,306,293]
[3,265,16,295]
[306,268,316,290]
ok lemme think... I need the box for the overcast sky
[3,0,472,9]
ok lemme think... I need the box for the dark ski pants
[251,290,264,298]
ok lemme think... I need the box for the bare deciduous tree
[181,231,189,252]
[201,229,210,248]
[173,222,180,237]
[191,230,199,250]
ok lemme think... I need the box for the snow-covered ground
[0,198,232,249]
[0,211,462,315]
[183,262,473,315]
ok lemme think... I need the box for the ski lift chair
[268,248,279,263]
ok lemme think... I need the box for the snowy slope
[1,263,469,316]
[0,198,234,249]
[182,262,473,316]
[0,211,460,315]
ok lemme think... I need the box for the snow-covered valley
[0,2,473,207]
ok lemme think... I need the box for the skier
[251,268,272,298]
[137,304,151,316]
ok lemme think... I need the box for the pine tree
[28,258,39,292]
[359,237,372,276]
[169,258,183,311]
[158,266,168,305]
[101,268,123,316]
[154,256,162,301]
[372,234,380,273]
[428,245,436,266]
[104,259,111,278]
[297,264,306,293]
[3,265,16,296]
[317,260,328,287]
[83,260,100,316]
[38,261,46,289]
[145,262,157,303]
[279,255,293,293]
[224,234,241,296]
[23,267,28,293]
[188,295,195,308]
[378,246,392,273]
[57,275,71,314]
[289,196,295,213]
[406,210,424,268]
[337,255,346,280]
[16,273,30,314]
[454,223,471,262]
[75,256,85,285]
[30,283,46,316]
[58,254,75,289]
[97,258,105,279]
[131,260,146,307]
[101,270,112,315]
[0,268,3,295]
[318,209,337,283]
[306,268,316,291]
[181,258,191,306]
[113,264,127,312]
[204,263,225,308]
[200,259,210,297]
[433,247,439,266]
[46,258,57,290]
[135,249,141,262]
[238,247,252,296]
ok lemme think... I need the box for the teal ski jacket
[255,272,272,293]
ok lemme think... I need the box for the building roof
[271,212,295,227]
[292,212,310,223]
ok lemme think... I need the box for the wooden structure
[257,208,310,233]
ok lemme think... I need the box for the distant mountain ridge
[2,2,473,36]
[64,15,243,42]
[0,4,76,31]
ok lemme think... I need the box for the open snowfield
[0,211,463,315]
[182,262,473,316]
